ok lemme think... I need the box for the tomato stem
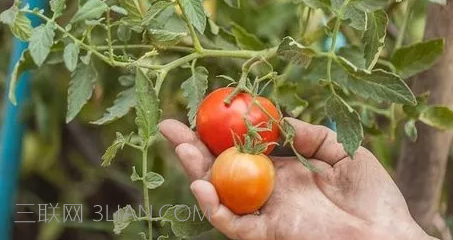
[141,146,153,240]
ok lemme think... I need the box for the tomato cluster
[196,87,279,215]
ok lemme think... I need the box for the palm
[160,118,426,240]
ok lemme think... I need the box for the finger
[190,180,268,240]
[285,118,348,166]
[159,119,214,162]
[175,143,211,180]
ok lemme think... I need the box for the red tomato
[196,87,280,156]
[210,147,275,215]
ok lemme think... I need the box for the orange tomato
[210,147,275,215]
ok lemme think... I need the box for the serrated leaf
[325,95,363,157]
[63,43,80,72]
[277,36,315,68]
[0,6,18,25]
[363,10,387,70]
[0,6,34,42]
[9,50,37,105]
[231,23,265,50]
[223,0,240,8]
[148,29,187,43]
[66,63,97,123]
[404,120,418,142]
[162,205,212,238]
[111,5,128,15]
[337,45,366,69]
[142,1,173,26]
[101,132,126,166]
[181,66,208,128]
[135,68,161,141]
[113,205,137,235]
[276,83,308,118]
[353,0,389,11]
[50,0,66,18]
[120,0,144,21]
[342,5,367,31]
[336,57,416,105]
[130,166,141,181]
[29,23,56,66]
[92,87,136,125]
[391,39,444,79]
[180,0,207,33]
[144,172,164,189]
[420,106,453,130]
[71,0,109,23]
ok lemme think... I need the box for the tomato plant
[1,0,452,239]
[196,87,280,156]
[211,147,275,215]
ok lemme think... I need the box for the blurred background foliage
[0,0,442,239]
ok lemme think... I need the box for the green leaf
[144,172,165,189]
[275,83,308,118]
[11,12,33,41]
[135,68,161,141]
[336,57,416,105]
[342,5,367,31]
[305,56,347,83]
[404,120,418,142]
[119,0,144,21]
[420,106,453,130]
[353,0,389,11]
[325,95,363,157]
[117,24,132,42]
[0,5,18,25]
[157,235,169,240]
[277,36,316,68]
[181,66,209,128]
[391,39,444,79]
[337,46,366,69]
[71,0,109,23]
[29,23,56,67]
[50,0,66,18]
[180,0,207,33]
[113,205,137,235]
[130,166,141,181]
[162,205,212,238]
[363,10,387,70]
[148,29,187,44]
[66,63,97,123]
[111,5,128,15]
[118,75,135,87]
[63,43,80,72]
[92,87,136,125]
[231,23,265,50]
[101,132,126,166]
[294,0,331,11]
[223,0,240,8]
[0,5,33,41]
[9,50,37,105]
[142,1,173,26]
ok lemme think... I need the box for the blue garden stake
[322,33,346,132]
[0,0,48,238]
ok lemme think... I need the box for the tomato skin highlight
[196,87,280,156]
[210,147,275,215]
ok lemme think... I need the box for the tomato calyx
[232,119,278,155]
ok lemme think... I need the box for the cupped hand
[159,118,434,240]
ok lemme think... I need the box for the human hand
[159,118,436,240]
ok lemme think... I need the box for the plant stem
[106,10,115,65]
[394,0,414,52]
[326,0,350,95]
[141,146,152,240]
[176,0,203,52]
